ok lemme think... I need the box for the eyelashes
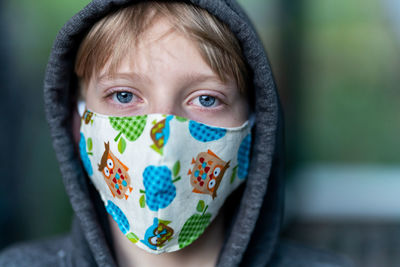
[103,87,143,107]
[103,87,226,111]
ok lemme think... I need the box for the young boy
[0,1,350,266]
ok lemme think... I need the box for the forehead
[96,18,222,85]
[75,3,247,94]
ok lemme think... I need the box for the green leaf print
[139,195,146,208]
[230,165,238,184]
[175,116,188,122]
[196,200,205,213]
[118,137,127,154]
[87,138,93,151]
[126,232,139,243]
[173,161,180,177]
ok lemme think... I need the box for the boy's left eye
[193,95,218,108]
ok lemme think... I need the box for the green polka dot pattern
[109,115,147,142]
[178,212,212,248]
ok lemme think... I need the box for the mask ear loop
[77,99,86,117]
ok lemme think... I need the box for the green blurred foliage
[299,0,400,163]
[240,0,400,164]
[5,0,89,72]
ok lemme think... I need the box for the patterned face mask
[79,108,252,254]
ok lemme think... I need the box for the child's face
[84,17,249,127]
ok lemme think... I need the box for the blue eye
[198,95,216,107]
[116,92,133,104]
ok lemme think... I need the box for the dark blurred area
[1,0,399,266]
[0,0,84,248]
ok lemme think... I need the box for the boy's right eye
[114,91,134,104]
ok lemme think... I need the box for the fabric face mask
[79,108,253,254]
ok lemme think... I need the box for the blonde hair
[75,1,249,93]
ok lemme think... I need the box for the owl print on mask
[150,115,174,155]
[188,150,230,199]
[98,142,133,199]
[141,218,174,250]
[82,109,94,125]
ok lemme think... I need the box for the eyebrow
[180,72,226,86]
[96,72,152,85]
[97,71,225,85]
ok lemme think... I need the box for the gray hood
[44,0,283,266]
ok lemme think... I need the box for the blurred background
[0,0,399,266]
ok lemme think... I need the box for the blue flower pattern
[188,121,226,142]
[106,200,130,234]
[143,166,176,211]
[237,134,252,179]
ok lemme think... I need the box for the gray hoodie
[0,0,351,266]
